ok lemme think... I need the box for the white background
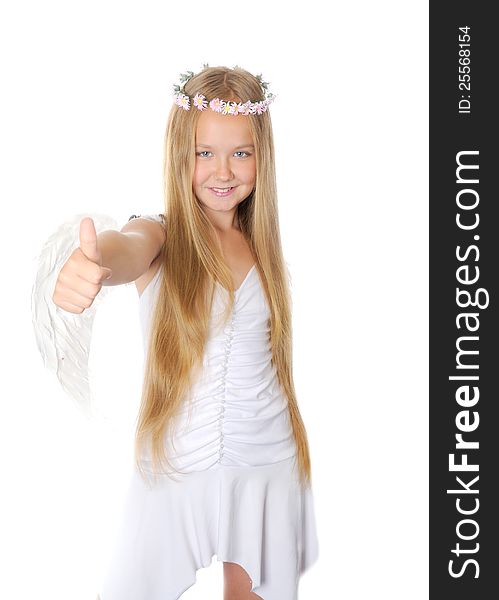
[0,1,428,599]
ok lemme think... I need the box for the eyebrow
[196,143,255,149]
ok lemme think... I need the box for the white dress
[98,219,319,599]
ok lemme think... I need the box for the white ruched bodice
[137,263,297,474]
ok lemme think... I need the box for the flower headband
[172,64,277,115]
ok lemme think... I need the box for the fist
[52,217,113,314]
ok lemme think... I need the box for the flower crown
[172,64,277,115]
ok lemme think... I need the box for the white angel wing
[31,213,120,418]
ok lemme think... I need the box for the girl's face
[193,109,256,223]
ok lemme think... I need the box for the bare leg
[223,562,263,600]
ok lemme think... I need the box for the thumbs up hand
[52,217,113,314]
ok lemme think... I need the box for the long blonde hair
[134,66,313,487]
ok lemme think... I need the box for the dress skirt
[98,455,319,600]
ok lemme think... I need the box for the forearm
[98,230,148,286]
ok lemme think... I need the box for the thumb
[79,217,101,264]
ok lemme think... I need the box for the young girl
[50,65,319,600]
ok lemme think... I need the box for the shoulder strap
[128,213,165,224]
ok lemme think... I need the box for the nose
[214,158,234,182]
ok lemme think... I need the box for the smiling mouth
[208,186,238,197]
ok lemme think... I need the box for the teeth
[213,187,232,192]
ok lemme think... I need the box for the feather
[31,213,119,418]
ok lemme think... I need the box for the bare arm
[100,217,166,286]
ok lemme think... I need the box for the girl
[49,65,319,599]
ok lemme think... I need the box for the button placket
[217,309,235,463]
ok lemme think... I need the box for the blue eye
[196,151,251,158]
